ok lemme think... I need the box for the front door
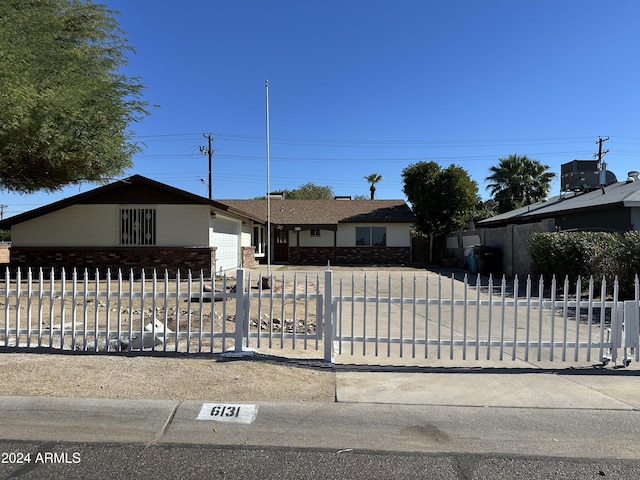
[274,228,289,262]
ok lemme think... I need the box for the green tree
[0,0,149,193]
[363,173,383,199]
[485,154,555,214]
[402,161,479,262]
[469,199,498,226]
[284,183,334,199]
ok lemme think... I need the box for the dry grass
[0,352,335,401]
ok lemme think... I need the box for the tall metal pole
[265,80,271,276]
[207,134,212,200]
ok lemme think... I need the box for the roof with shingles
[220,199,416,226]
[479,179,640,227]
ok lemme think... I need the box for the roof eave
[0,175,263,228]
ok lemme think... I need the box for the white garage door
[213,217,240,273]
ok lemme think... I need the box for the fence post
[234,268,245,352]
[324,266,334,363]
[624,301,639,351]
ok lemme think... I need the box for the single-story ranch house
[223,196,416,265]
[0,175,417,273]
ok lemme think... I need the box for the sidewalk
[334,364,640,409]
[333,343,640,409]
[1,366,639,458]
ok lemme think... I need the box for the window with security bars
[119,208,156,245]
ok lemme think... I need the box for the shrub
[528,231,640,296]
[617,231,640,297]
[529,232,614,285]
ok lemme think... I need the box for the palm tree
[364,173,383,200]
[485,154,555,213]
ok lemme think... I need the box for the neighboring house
[479,172,640,231]
[0,175,263,275]
[222,197,416,265]
[454,172,640,277]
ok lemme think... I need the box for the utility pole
[200,134,213,199]
[595,136,610,163]
[0,205,6,220]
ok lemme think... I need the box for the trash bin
[464,246,478,274]
[474,246,502,276]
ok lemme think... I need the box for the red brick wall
[9,246,216,276]
[288,246,411,265]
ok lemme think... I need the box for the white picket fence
[0,267,638,366]
[329,270,639,367]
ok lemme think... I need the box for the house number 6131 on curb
[197,403,258,424]
[211,405,240,417]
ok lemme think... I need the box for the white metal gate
[0,267,637,367]
[328,271,639,367]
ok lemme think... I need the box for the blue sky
[3,0,640,218]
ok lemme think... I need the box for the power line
[130,132,613,147]
[131,150,600,164]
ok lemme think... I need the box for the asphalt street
[2,440,640,480]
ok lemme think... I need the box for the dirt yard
[0,351,336,402]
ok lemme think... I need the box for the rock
[50,322,73,331]
[145,319,173,333]
[128,332,164,350]
[126,320,174,350]
[82,338,126,352]
[193,284,226,302]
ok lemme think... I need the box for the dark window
[356,226,386,246]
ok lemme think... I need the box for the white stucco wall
[241,223,253,247]
[292,225,411,248]
[292,229,335,247]
[159,205,210,246]
[12,205,117,247]
[11,204,212,247]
